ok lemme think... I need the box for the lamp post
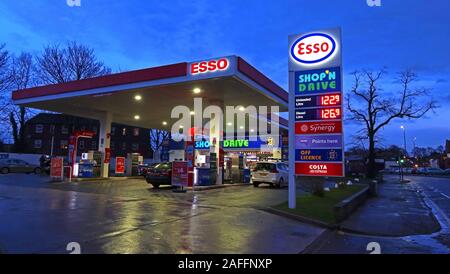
[400,125,407,182]
[400,125,407,156]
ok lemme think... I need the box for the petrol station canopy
[12,55,288,130]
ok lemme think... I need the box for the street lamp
[400,125,407,156]
[399,125,407,182]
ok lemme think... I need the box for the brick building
[24,113,152,158]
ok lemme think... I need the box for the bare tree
[346,69,437,178]
[8,53,38,152]
[36,41,111,84]
[150,129,170,160]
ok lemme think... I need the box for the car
[140,162,160,177]
[424,167,445,175]
[0,159,41,174]
[444,169,450,175]
[251,162,288,188]
[403,168,413,174]
[416,167,428,175]
[145,162,172,188]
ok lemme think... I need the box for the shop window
[122,128,127,136]
[60,140,68,149]
[50,124,55,134]
[132,143,139,151]
[91,141,97,150]
[133,128,139,136]
[35,124,43,134]
[79,140,85,150]
[110,141,115,148]
[111,127,116,136]
[61,125,69,134]
[122,142,127,151]
[34,139,42,148]
[92,126,98,134]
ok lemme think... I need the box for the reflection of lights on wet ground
[191,195,198,210]
[69,191,78,210]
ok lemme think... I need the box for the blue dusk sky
[0,0,449,150]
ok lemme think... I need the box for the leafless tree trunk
[36,41,111,84]
[346,69,437,178]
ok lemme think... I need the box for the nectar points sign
[289,28,344,178]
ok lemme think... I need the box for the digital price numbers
[320,94,340,106]
[320,107,341,119]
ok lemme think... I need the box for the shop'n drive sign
[289,28,344,177]
[190,58,229,75]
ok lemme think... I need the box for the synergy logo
[295,121,342,135]
[290,33,337,65]
[190,58,229,75]
[295,67,340,93]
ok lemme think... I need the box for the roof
[13,56,289,131]
[12,56,288,104]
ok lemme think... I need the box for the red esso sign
[290,33,336,64]
[190,58,229,75]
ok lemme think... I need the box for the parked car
[145,162,172,188]
[417,167,428,175]
[0,159,41,174]
[403,168,413,174]
[444,169,450,175]
[424,167,445,175]
[251,162,288,188]
[140,162,160,177]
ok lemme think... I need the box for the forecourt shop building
[12,55,289,185]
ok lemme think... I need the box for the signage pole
[288,69,296,209]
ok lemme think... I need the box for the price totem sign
[288,28,345,208]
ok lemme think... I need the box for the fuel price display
[295,93,341,108]
[295,107,342,121]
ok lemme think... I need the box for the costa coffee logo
[290,33,336,65]
[190,58,229,75]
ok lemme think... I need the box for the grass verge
[273,184,366,225]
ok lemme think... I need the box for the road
[0,174,323,254]
[411,175,450,224]
[307,175,450,254]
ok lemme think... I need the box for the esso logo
[190,58,229,75]
[290,33,336,64]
